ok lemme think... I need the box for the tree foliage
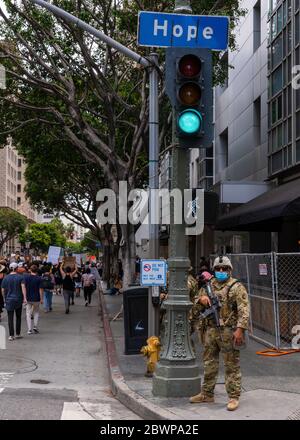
[19,218,66,253]
[0,207,27,253]
[0,0,246,281]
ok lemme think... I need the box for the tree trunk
[120,223,136,290]
[102,243,110,286]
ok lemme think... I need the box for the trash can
[123,286,148,355]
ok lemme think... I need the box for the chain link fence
[210,253,300,349]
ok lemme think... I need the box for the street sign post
[138,11,229,50]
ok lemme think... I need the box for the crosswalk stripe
[61,402,94,420]
[0,388,4,394]
[61,402,112,420]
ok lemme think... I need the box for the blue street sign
[138,11,229,50]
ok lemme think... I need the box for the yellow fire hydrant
[140,336,161,377]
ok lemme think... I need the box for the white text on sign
[154,20,214,42]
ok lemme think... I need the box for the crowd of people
[0,257,102,341]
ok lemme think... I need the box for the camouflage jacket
[194,277,250,330]
[188,274,199,302]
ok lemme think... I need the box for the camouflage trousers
[201,326,241,399]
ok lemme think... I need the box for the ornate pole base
[153,360,201,397]
[152,258,201,397]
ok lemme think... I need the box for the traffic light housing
[166,48,213,149]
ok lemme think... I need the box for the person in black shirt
[60,264,77,314]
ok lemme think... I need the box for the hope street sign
[138,11,229,50]
[141,259,167,287]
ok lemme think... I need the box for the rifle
[199,276,224,343]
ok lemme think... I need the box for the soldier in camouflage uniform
[190,256,249,411]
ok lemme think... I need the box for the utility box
[123,286,148,355]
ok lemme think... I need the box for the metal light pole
[148,53,160,337]
[152,1,201,397]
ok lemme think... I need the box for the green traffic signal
[178,109,202,134]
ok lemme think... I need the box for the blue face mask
[215,271,229,282]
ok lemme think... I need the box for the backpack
[83,274,94,287]
[42,275,54,291]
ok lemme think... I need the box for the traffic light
[165,48,213,149]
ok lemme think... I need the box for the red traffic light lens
[178,54,202,78]
[179,82,202,105]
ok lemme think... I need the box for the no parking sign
[141,259,167,286]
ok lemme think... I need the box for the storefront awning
[216,179,300,231]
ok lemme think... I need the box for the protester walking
[60,264,77,314]
[73,269,82,298]
[41,266,55,313]
[1,262,27,340]
[0,260,8,322]
[82,268,96,306]
[24,264,44,335]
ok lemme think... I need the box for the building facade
[214,0,300,254]
[0,136,38,255]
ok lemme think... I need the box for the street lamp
[174,0,192,13]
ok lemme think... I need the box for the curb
[98,286,179,420]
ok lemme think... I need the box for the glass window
[288,117,292,142]
[288,144,292,165]
[288,0,292,20]
[283,0,287,25]
[271,15,277,40]
[278,94,282,119]
[297,112,300,138]
[287,84,292,115]
[272,100,277,124]
[277,6,283,33]
[272,35,283,68]
[297,89,300,110]
[278,124,283,148]
[272,151,283,172]
[284,146,288,167]
[272,129,277,151]
[296,13,300,45]
[287,23,292,52]
[272,65,283,96]
[297,140,300,162]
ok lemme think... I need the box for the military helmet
[213,255,233,270]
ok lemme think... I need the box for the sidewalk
[99,282,300,420]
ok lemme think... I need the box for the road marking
[0,325,6,349]
[0,388,4,394]
[0,372,14,387]
[61,402,94,420]
[81,402,112,420]
[61,402,112,420]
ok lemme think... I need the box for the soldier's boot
[189,393,214,404]
[227,398,239,411]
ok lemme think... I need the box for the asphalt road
[0,290,140,420]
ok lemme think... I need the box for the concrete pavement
[0,291,140,420]
[99,282,300,420]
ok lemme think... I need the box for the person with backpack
[41,266,55,313]
[81,268,96,306]
[24,264,44,335]
[1,262,27,340]
[60,263,77,314]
